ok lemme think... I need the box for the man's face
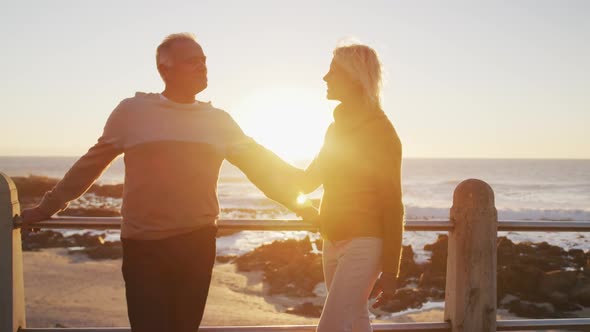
[160,40,208,95]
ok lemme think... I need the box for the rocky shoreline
[14,175,590,319]
[13,175,123,205]
[227,235,590,319]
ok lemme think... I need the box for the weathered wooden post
[0,173,25,332]
[444,179,497,332]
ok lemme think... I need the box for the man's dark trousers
[122,225,217,332]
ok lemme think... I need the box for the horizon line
[1,155,589,161]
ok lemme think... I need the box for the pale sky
[1,0,589,160]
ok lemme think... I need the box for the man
[22,33,316,332]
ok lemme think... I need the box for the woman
[299,44,404,332]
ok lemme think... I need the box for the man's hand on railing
[21,206,50,232]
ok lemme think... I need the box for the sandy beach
[24,248,590,331]
[23,248,446,328]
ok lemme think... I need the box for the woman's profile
[298,42,405,332]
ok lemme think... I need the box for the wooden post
[0,173,26,332]
[444,179,497,332]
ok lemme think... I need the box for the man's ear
[158,64,170,81]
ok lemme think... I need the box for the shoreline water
[6,156,590,220]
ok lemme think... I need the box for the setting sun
[232,86,333,162]
[297,193,308,205]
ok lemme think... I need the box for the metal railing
[14,318,590,331]
[19,216,590,232]
[2,173,590,332]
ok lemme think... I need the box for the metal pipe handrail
[18,318,590,331]
[16,217,454,231]
[497,317,590,330]
[17,217,590,232]
[497,220,590,232]
[20,321,452,331]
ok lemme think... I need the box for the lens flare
[297,193,308,205]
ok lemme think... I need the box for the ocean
[1,156,589,259]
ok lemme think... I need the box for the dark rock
[571,284,590,306]
[65,232,107,247]
[216,255,237,263]
[574,273,590,287]
[285,302,323,318]
[22,230,119,261]
[569,249,586,270]
[545,291,581,311]
[547,291,568,307]
[495,239,590,316]
[513,241,571,271]
[22,230,66,250]
[536,241,566,257]
[398,245,422,282]
[12,176,58,202]
[507,299,558,318]
[539,270,578,296]
[235,236,323,297]
[583,250,590,274]
[424,234,447,274]
[69,242,122,260]
[496,237,585,311]
[497,236,518,265]
[498,264,544,301]
[233,233,590,319]
[88,183,124,198]
[12,175,124,202]
[379,288,428,313]
[58,208,120,217]
[22,230,108,250]
[418,269,446,289]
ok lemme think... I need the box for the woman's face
[323,58,361,102]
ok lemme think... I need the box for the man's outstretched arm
[222,114,313,216]
[22,106,126,224]
[226,138,305,213]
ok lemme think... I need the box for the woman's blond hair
[333,43,383,108]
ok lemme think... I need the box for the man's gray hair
[156,32,197,68]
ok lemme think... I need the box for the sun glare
[232,87,333,163]
[297,193,308,205]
